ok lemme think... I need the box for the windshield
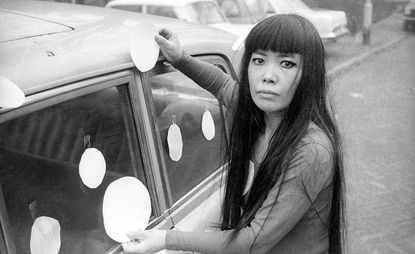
[286,0,311,11]
[185,1,228,24]
[264,0,311,13]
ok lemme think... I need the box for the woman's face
[248,50,302,115]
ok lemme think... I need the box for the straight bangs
[245,14,310,56]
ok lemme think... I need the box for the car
[403,0,415,31]
[245,0,349,41]
[105,0,253,39]
[215,0,266,24]
[0,0,238,253]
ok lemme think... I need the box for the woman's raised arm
[155,28,237,110]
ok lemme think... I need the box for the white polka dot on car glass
[102,176,151,243]
[167,123,183,161]
[30,216,61,254]
[201,110,215,141]
[79,148,106,189]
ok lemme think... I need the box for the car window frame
[0,188,14,254]
[0,69,174,253]
[144,54,236,226]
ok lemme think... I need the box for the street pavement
[325,12,410,77]
[325,12,415,254]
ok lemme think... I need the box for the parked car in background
[215,0,266,24]
[106,0,253,38]
[245,0,349,41]
[403,0,415,31]
[0,0,238,253]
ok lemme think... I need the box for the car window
[265,0,291,13]
[243,0,271,17]
[286,0,311,11]
[185,1,227,24]
[148,62,227,203]
[146,5,178,19]
[217,0,242,18]
[0,85,145,253]
[110,4,143,12]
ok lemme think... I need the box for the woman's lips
[258,89,279,96]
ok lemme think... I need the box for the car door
[0,70,173,254]
[146,55,235,248]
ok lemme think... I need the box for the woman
[123,14,346,254]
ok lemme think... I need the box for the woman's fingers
[154,28,183,63]
[126,230,145,240]
[122,230,166,254]
[154,34,169,46]
[122,241,144,253]
[158,28,173,40]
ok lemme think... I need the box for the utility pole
[363,0,373,45]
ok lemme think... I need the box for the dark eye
[252,58,264,65]
[281,61,296,68]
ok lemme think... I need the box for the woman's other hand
[155,28,184,63]
[121,230,167,254]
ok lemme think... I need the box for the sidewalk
[325,12,409,77]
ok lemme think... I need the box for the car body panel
[0,0,237,96]
[0,10,72,43]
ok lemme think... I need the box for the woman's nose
[262,68,277,84]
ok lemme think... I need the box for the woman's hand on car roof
[155,28,184,64]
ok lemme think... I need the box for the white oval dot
[167,123,183,161]
[201,110,215,141]
[79,148,106,189]
[0,75,25,108]
[102,176,151,243]
[130,23,160,72]
[30,216,61,254]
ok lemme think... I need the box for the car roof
[0,0,236,95]
[106,0,215,7]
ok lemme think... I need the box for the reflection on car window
[186,2,227,24]
[244,0,271,17]
[0,85,144,253]
[147,5,178,19]
[111,4,143,12]
[149,66,226,202]
[217,0,242,18]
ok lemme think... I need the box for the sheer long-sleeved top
[165,53,334,254]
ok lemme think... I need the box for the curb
[327,33,408,78]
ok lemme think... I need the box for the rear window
[185,1,227,24]
[146,5,179,19]
[110,4,143,12]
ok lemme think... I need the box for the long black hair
[220,14,346,253]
